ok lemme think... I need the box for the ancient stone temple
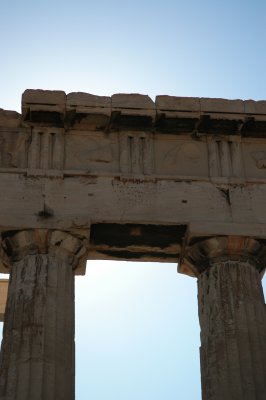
[0,90,266,399]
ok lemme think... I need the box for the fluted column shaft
[198,259,266,400]
[0,230,87,400]
[181,236,266,400]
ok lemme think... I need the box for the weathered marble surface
[182,236,266,399]
[1,90,266,272]
[0,230,87,400]
[1,91,266,400]
[199,260,266,400]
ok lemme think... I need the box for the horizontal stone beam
[0,90,266,275]
[0,90,260,136]
[0,173,265,273]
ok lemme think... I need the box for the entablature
[0,90,266,275]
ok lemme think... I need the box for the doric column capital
[180,235,266,277]
[1,229,88,269]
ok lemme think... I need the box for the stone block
[67,92,111,108]
[155,96,200,134]
[111,93,155,110]
[0,109,21,128]
[156,95,200,112]
[22,89,66,123]
[110,94,155,129]
[22,89,66,106]
[244,100,266,115]
[66,93,111,130]
[200,98,244,114]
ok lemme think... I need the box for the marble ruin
[0,89,266,399]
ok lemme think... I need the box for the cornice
[1,90,266,137]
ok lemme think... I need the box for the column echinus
[181,236,266,400]
[0,230,88,400]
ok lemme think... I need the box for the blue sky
[1,0,266,399]
[1,0,266,112]
[75,262,200,400]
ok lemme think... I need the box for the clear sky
[1,0,266,399]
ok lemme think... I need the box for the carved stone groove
[182,236,266,400]
[27,129,64,173]
[207,139,244,178]
[0,230,88,400]
[198,260,266,400]
[119,132,154,174]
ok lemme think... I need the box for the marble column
[0,230,87,400]
[182,236,266,400]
